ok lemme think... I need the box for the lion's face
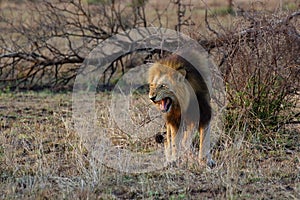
[149,82,175,113]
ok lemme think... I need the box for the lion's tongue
[160,98,169,111]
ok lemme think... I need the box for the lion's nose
[149,95,156,102]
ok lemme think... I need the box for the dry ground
[0,91,299,199]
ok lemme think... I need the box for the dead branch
[0,0,154,90]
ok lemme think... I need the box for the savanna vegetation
[0,0,299,199]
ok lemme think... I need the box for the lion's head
[148,61,190,115]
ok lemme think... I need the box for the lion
[148,53,214,167]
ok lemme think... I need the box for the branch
[199,10,300,52]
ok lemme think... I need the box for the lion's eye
[160,84,168,88]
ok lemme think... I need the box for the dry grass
[0,91,299,199]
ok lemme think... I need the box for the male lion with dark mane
[148,53,214,167]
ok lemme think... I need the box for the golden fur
[148,54,213,166]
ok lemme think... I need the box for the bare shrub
[0,0,152,90]
[206,10,300,143]
[0,0,196,90]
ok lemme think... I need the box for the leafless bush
[205,10,300,140]
[0,0,152,90]
[0,0,196,90]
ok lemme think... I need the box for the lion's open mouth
[158,97,172,113]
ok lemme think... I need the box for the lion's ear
[177,68,186,82]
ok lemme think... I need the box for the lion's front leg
[164,124,171,162]
[199,124,204,162]
[164,123,178,163]
[170,125,177,162]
